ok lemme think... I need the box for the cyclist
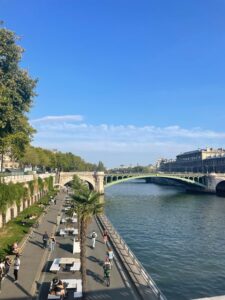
[103,258,111,287]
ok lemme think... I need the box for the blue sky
[1,0,225,167]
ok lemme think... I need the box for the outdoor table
[59,257,77,265]
[64,217,77,223]
[65,228,78,234]
[62,279,77,289]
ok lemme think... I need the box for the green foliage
[70,175,104,291]
[37,194,50,206]
[45,176,53,191]
[96,161,106,172]
[19,145,100,172]
[71,175,103,220]
[28,180,34,196]
[0,25,37,171]
[0,181,26,213]
[0,198,45,258]
[37,177,44,191]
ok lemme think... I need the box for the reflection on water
[104,180,225,300]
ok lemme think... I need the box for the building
[159,148,225,173]
[0,154,19,171]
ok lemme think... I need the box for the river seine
[104,180,225,300]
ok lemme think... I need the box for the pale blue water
[105,180,225,300]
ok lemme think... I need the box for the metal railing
[98,214,167,300]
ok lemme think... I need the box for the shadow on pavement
[87,256,103,266]
[58,243,72,253]
[42,260,52,272]
[48,220,56,225]
[85,286,135,299]
[86,268,104,284]
[29,240,44,249]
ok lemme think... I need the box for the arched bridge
[58,171,225,196]
[58,172,105,194]
[105,173,207,189]
[105,172,225,195]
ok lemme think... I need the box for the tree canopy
[19,145,106,172]
[0,25,36,171]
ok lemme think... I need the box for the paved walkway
[86,218,140,300]
[0,191,142,300]
[0,191,64,300]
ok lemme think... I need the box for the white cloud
[30,115,225,167]
[31,115,84,123]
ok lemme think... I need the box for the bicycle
[104,269,111,287]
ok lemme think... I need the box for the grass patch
[0,192,55,259]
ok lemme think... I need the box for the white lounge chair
[50,258,60,273]
[74,279,82,298]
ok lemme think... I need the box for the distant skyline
[1,0,225,167]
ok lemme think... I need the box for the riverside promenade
[0,191,64,300]
[85,218,140,300]
[0,190,164,300]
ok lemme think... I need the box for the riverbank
[105,180,225,300]
[97,213,166,300]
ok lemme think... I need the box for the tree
[70,175,103,295]
[96,161,106,172]
[0,25,37,171]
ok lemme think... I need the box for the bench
[59,229,66,236]
[47,295,60,300]
[50,258,60,273]
[70,261,81,272]
[73,241,81,254]
[74,279,82,298]
[48,279,78,299]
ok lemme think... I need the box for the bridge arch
[62,177,95,191]
[216,181,225,197]
[105,174,206,191]
[58,172,105,194]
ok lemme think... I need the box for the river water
[104,180,225,300]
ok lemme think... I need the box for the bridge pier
[59,172,105,194]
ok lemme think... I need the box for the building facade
[0,154,19,171]
[159,148,225,173]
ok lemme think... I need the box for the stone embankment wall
[0,174,56,228]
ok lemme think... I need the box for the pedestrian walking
[54,198,57,205]
[13,254,20,283]
[91,231,97,249]
[42,231,49,248]
[0,260,5,292]
[4,256,11,277]
[49,234,56,251]
[103,229,109,245]
[56,214,61,226]
[107,247,114,266]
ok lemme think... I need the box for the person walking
[4,256,11,277]
[0,260,5,292]
[91,231,97,249]
[103,230,109,245]
[56,214,61,226]
[42,231,49,248]
[107,247,114,266]
[49,234,56,251]
[13,254,20,283]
